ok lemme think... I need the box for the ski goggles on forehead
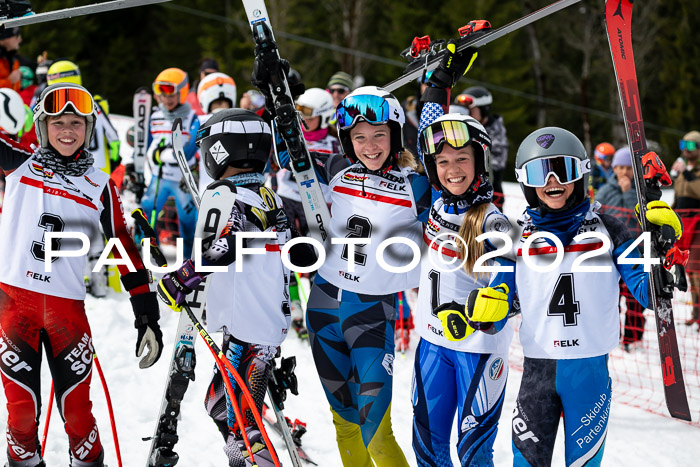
[419,120,472,155]
[153,81,185,96]
[680,140,698,151]
[42,86,94,116]
[515,156,590,187]
[335,94,390,130]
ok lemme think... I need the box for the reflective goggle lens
[153,83,177,96]
[419,120,471,156]
[680,140,698,151]
[456,94,474,106]
[335,95,390,129]
[296,104,314,118]
[42,87,93,115]
[517,156,587,187]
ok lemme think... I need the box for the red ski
[605,0,691,421]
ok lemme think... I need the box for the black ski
[264,356,316,466]
[144,181,238,466]
[383,0,582,92]
[0,0,170,27]
[605,0,691,421]
[241,0,331,244]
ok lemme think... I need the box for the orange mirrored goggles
[295,104,315,118]
[42,87,94,116]
[153,81,185,96]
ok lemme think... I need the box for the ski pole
[397,291,405,355]
[149,139,166,228]
[41,383,54,457]
[93,353,123,467]
[181,303,282,467]
[293,271,308,306]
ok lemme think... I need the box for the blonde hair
[397,149,419,171]
[457,202,490,278]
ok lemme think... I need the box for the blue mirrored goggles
[515,156,590,187]
[680,140,698,152]
[335,94,390,130]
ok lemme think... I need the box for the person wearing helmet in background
[0,82,163,467]
[46,59,123,297]
[0,26,22,92]
[196,71,237,191]
[186,57,221,116]
[412,41,514,463]
[18,65,35,105]
[30,57,52,108]
[456,86,508,210]
[141,67,200,259]
[155,108,318,466]
[590,141,616,193]
[439,127,683,466]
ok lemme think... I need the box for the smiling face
[349,121,391,171]
[47,114,87,156]
[534,174,574,210]
[435,144,476,196]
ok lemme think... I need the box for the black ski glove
[422,42,478,104]
[251,56,305,117]
[131,292,164,369]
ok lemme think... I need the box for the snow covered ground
[1,115,696,465]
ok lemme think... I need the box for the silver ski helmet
[196,108,272,180]
[335,85,405,165]
[515,127,590,210]
[419,113,492,193]
[33,83,97,149]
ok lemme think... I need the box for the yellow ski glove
[437,283,510,341]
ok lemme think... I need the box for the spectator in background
[456,86,508,210]
[17,65,35,105]
[671,130,700,328]
[596,147,636,209]
[186,57,220,116]
[0,27,22,92]
[590,141,616,193]
[326,70,353,107]
[239,89,265,112]
[672,131,700,209]
[597,147,646,348]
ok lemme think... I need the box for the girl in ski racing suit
[297,85,432,466]
[412,64,514,465]
[156,109,317,467]
[0,83,163,467]
[438,127,684,467]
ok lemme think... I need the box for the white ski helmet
[33,83,97,149]
[295,87,335,129]
[335,85,405,164]
[198,72,237,114]
[0,88,27,136]
[419,113,492,193]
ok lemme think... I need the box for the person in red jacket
[0,27,22,92]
